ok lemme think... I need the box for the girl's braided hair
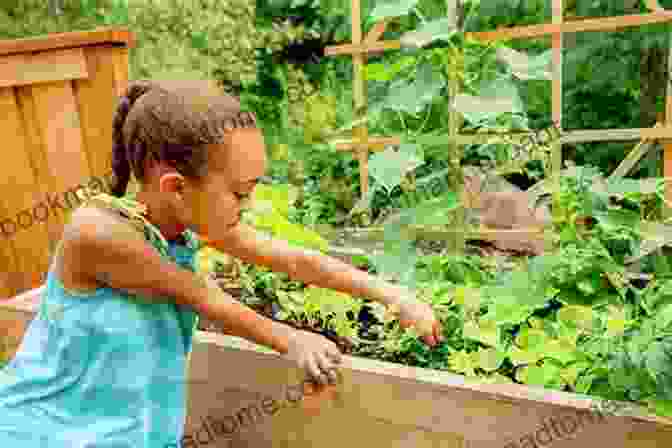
[111,79,257,197]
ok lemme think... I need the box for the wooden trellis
[324,0,672,208]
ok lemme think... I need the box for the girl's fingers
[325,343,342,364]
[434,320,444,343]
[306,357,323,384]
[316,353,338,385]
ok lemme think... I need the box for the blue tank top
[0,193,204,448]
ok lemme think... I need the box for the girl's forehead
[207,129,266,182]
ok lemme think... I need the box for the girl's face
[178,128,267,238]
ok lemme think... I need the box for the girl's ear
[159,173,186,198]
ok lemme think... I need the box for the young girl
[0,80,442,447]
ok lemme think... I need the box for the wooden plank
[334,126,672,154]
[447,66,464,252]
[333,136,402,151]
[645,0,662,11]
[323,40,402,56]
[326,11,672,57]
[186,332,672,448]
[0,87,51,298]
[111,47,129,96]
[364,20,389,43]
[0,47,88,89]
[14,87,67,257]
[74,46,119,181]
[548,0,563,252]
[334,126,672,151]
[0,27,135,57]
[467,11,672,42]
[30,82,92,250]
[327,11,672,58]
[351,0,370,199]
[609,141,658,180]
[562,127,672,143]
[665,26,672,216]
[14,86,59,284]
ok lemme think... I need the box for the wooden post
[550,0,563,245]
[351,0,370,201]
[665,5,672,217]
[447,41,465,253]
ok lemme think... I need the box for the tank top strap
[82,192,201,260]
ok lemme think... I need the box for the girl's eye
[235,193,250,201]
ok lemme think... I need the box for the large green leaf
[368,237,418,286]
[365,56,416,82]
[518,362,564,388]
[452,79,523,124]
[496,47,552,80]
[463,318,499,347]
[482,295,534,325]
[368,144,424,193]
[383,63,445,115]
[405,190,460,226]
[400,18,458,48]
[369,0,419,20]
[557,305,595,332]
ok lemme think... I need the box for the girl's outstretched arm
[201,224,444,346]
[62,206,341,384]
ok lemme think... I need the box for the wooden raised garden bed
[0,28,135,300]
[2,288,671,448]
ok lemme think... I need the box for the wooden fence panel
[0,28,134,299]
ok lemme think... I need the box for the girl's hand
[284,329,342,385]
[392,296,444,347]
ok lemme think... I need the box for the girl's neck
[134,190,187,241]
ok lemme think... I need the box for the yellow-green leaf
[454,285,481,311]
[515,328,548,349]
[463,318,499,347]
[509,346,542,366]
[544,338,578,365]
[448,350,477,376]
[557,305,594,332]
[252,184,298,217]
[473,348,505,372]
[605,305,628,337]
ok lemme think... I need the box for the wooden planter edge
[3,286,671,431]
[0,27,136,57]
[194,331,672,428]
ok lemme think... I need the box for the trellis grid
[323,0,672,213]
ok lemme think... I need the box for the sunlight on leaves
[369,0,420,21]
[253,183,299,217]
[448,349,478,376]
[368,144,424,193]
[453,285,482,312]
[473,347,506,372]
[557,305,595,332]
[383,63,445,115]
[463,318,499,347]
[248,185,328,252]
[452,79,523,124]
[517,362,563,388]
[605,305,628,338]
[515,327,549,350]
[400,18,458,48]
[509,346,542,366]
[496,47,552,80]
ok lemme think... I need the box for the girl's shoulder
[56,201,144,295]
